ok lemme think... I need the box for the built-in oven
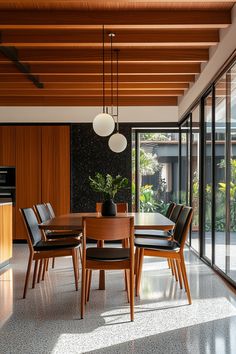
[0,167,15,187]
[0,167,16,204]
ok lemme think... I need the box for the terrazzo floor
[1,244,236,354]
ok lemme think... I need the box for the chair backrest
[173,206,193,246]
[170,204,183,223]
[96,202,128,213]
[45,202,55,219]
[166,202,176,218]
[20,208,42,248]
[82,216,134,243]
[34,203,51,223]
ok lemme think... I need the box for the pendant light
[93,25,115,137]
[108,48,127,153]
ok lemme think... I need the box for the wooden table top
[39,212,175,231]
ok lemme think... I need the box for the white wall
[178,4,236,119]
[0,106,178,123]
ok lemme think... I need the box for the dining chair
[96,202,128,213]
[81,216,135,321]
[34,203,82,272]
[20,208,81,299]
[34,203,80,239]
[134,203,181,238]
[135,206,193,304]
[96,202,129,290]
[45,202,55,218]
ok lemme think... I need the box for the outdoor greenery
[192,158,236,232]
[89,173,129,200]
[132,132,174,213]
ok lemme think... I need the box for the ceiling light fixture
[108,47,127,153]
[93,25,115,137]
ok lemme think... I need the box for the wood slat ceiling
[0,0,235,106]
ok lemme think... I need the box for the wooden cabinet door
[41,126,70,216]
[0,204,12,264]
[0,126,15,166]
[15,126,42,239]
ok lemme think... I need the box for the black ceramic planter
[101,199,117,216]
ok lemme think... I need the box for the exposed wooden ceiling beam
[0,62,201,74]
[0,82,189,90]
[0,48,208,62]
[0,74,196,83]
[1,28,219,47]
[0,89,184,96]
[0,10,230,28]
[0,96,178,106]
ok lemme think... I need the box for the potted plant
[89,173,129,216]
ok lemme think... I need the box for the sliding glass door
[191,105,200,253]
[229,66,236,281]
[214,75,227,271]
[203,90,213,263]
[179,58,236,287]
[132,130,179,213]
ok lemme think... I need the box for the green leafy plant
[89,173,129,200]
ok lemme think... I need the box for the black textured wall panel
[71,123,132,212]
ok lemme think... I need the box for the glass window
[203,92,213,262]
[229,64,236,281]
[133,131,179,213]
[215,76,227,271]
[191,105,200,253]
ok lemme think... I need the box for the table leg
[98,240,105,290]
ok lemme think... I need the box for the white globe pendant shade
[93,113,115,137]
[108,132,127,153]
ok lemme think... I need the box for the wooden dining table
[39,212,175,232]
[39,212,175,290]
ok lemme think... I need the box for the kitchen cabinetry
[0,125,70,240]
[0,202,12,268]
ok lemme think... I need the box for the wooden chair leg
[176,260,183,289]
[32,260,38,289]
[130,266,134,322]
[136,248,144,297]
[42,259,47,281]
[170,259,174,276]
[52,258,55,269]
[46,258,49,271]
[172,259,178,282]
[37,259,43,283]
[72,249,79,291]
[81,264,86,319]
[85,269,88,304]
[167,258,171,269]
[134,247,140,275]
[79,247,82,265]
[180,254,192,305]
[23,254,33,299]
[122,240,128,291]
[125,270,130,303]
[86,270,92,302]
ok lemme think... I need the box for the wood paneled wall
[15,126,42,239]
[0,126,16,166]
[42,126,70,216]
[0,125,70,240]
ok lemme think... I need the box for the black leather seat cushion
[135,229,172,238]
[86,247,130,261]
[34,238,81,251]
[46,230,81,239]
[135,237,180,251]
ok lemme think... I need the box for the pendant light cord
[116,49,119,132]
[102,25,105,113]
[110,33,114,117]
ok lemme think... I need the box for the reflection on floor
[1,244,236,354]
